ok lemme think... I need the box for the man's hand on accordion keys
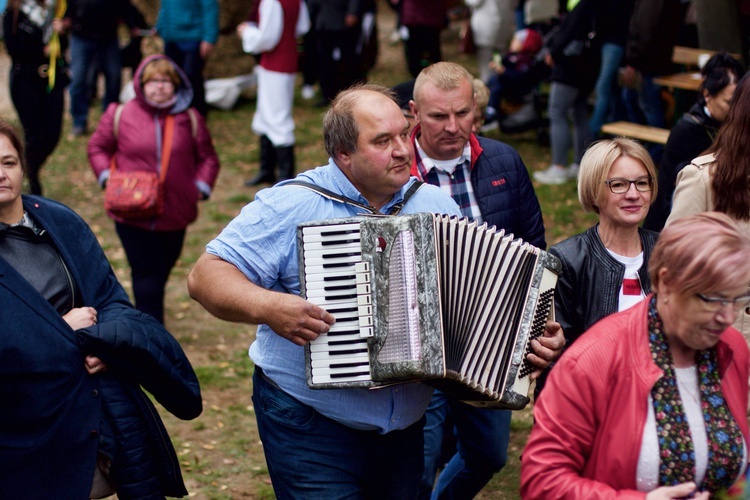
[525,320,565,380]
[268,295,337,347]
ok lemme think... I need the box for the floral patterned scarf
[648,296,744,493]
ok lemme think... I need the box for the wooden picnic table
[653,72,703,92]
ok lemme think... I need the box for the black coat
[0,196,201,498]
[546,0,603,93]
[643,103,721,232]
[548,225,658,346]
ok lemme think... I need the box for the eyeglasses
[145,78,174,87]
[695,292,750,312]
[604,176,653,194]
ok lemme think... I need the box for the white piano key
[305,283,370,299]
[326,322,365,334]
[306,294,372,308]
[310,342,369,353]
[303,253,364,267]
[311,365,372,377]
[303,262,360,275]
[304,261,369,277]
[311,332,369,344]
[305,270,361,283]
[310,352,370,363]
[302,226,359,241]
[305,288,359,300]
[303,241,362,253]
[312,372,372,384]
[305,275,370,290]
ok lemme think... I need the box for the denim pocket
[253,371,316,428]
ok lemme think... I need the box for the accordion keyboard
[300,223,374,385]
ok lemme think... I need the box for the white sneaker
[567,163,579,179]
[301,85,316,100]
[534,165,576,185]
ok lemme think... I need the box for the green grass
[17,8,602,498]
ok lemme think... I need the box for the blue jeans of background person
[549,81,589,166]
[622,75,666,162]
[165,41,208,115]
[115,222,185,325]
[252,367,425,499]
[420,390,511,499]
[69,35,121,130]
[589,43,625,137]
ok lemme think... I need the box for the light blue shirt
[207,159,461,432]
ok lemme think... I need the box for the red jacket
[520,296,750,499]
[88,55,220,231]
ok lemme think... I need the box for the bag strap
[159,115,175,183]
[113,104,125,139]
[283,180,424,215]
[187,108,198,138]
[109,104,125,174]
[109,108,175,183]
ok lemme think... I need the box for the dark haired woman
[667,71,750,340]
[3,0,68,195]
[0,119,202,497]
[644,52,745,232]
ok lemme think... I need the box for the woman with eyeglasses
[539,138,658,375]
[667,72,750,341]
[88,54,220,324]
[522,212,750,498]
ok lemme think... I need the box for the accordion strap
[283,180,424,215]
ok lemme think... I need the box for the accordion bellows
[297,213,561,410]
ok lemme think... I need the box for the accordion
[297,213,561,410]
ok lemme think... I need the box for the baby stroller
[483,41,552,145]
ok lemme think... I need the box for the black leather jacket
[549,225,658,347]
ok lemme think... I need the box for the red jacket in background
[88,54,220,231]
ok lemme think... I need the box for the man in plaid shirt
[408,61,546,500]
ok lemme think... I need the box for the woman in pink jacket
[521,212,750,499]
[88,54,220,324]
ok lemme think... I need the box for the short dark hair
[699,52,745,104]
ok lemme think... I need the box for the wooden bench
[600,121,670,145]
[656,46,745,91]
[671,46,742,68]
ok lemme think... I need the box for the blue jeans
[420,391,511,500]
[589,43,625,136]
[165,41,207,115]
[252,368,425,499]
[621,75,666,161]
[549,81,589,166]
[69,35,121,129]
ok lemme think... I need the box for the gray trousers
[548,81,589,166]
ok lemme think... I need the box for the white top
[606,248,644,312]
